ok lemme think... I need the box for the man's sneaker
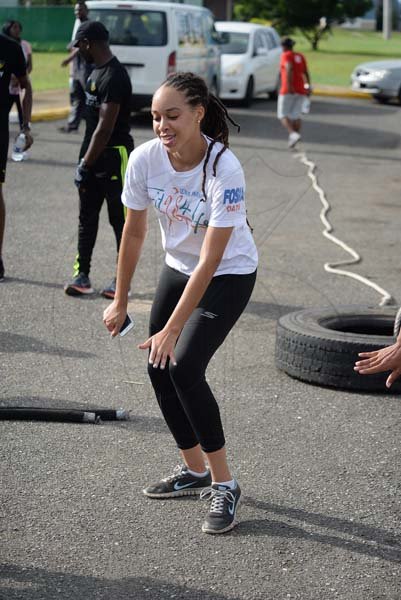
[64,273,94,296]
[201,482,241,534]
[0,258,4,282]
[101,278,116,299]
[143,465,211,498]
[288,131,301,148]
[101,278,131,300]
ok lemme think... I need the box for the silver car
[351,59,401,104]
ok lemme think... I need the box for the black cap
[281,37,295,48]
[73,20,109,47]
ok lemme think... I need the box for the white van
[86,1,222,110]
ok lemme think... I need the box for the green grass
[31,52,69,92]
[31,27,401,91]
[294,27,401,86]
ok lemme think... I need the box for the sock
[186,467,209,478]
[212,478,236,490]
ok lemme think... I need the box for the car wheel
[275,305,401,392]
[241,77,254,108]
[268,77,280,101]
[373,94,390,104]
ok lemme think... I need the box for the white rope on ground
[294,149,393,307]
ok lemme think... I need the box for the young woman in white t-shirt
[103,72,258,534]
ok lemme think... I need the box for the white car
[215,21,282,107]
[351,59,401,104]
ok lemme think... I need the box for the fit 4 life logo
[223,187,244,212]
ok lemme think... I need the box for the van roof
[215,21,274,33]
[86,1,210,10]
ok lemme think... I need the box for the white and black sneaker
[143,465,211,498]
[201,482,241,534]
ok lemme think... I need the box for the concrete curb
[32,107,70,123]
[29,88,370,122]
[312,87,369,100]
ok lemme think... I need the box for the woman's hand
[138,328,179,370]
[103,301,127,338]
[354,342,401,388]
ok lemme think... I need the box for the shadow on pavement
[0,566,240,600]
[245,301,302,319]
[0,332,95,358]
[240,497,401,563]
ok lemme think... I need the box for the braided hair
[162,72,240,202]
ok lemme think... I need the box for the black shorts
[0,100,12,184]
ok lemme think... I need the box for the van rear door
[89,8,169,103]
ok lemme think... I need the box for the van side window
[203,13,218,45]
[177,12,191,46]
[190,12,205,46]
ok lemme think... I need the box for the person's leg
[278,94,296,134]
[66,79,83,131]
[169,271,257,468]
[0,183,5,279]
[75,177,103,275]
[169,271,256,533]
[65,176,103,296]
[104,147,130,254]
[143,266,213,498]
[146,265,201,453]
[0,109,10,278]
[101,145,134,298]
[280,116,296,134]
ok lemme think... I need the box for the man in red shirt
[277,37,311,148]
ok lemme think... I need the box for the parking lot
[1,95,400,599]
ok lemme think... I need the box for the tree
[233,0,373,50]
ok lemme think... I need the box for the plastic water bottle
[302,96,311,114]
[11,132,26,162]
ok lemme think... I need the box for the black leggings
[147,264,256,453]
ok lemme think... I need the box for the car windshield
[89,9,167,46]
[219,32,249,54]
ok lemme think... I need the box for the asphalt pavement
[1,94,400,600]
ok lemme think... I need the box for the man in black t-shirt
[0,32,33,281]
[63,21,134,298]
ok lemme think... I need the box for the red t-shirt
[280,50,307,95]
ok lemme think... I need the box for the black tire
[373,94,390,105]
[275,305,401,392]
[241,77,254,108]
[268,77,280,101]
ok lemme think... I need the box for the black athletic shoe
[0,258,4,282]
[143,465,211,498]
[201,482,241,534]
[64,273,94,296]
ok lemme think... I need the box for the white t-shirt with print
[122,136,258,276]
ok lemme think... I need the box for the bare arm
[139,225,234,368]
[83,101,120,166]
[103,208,148,336]
[61,48,79,67]
[26,54,32,74]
